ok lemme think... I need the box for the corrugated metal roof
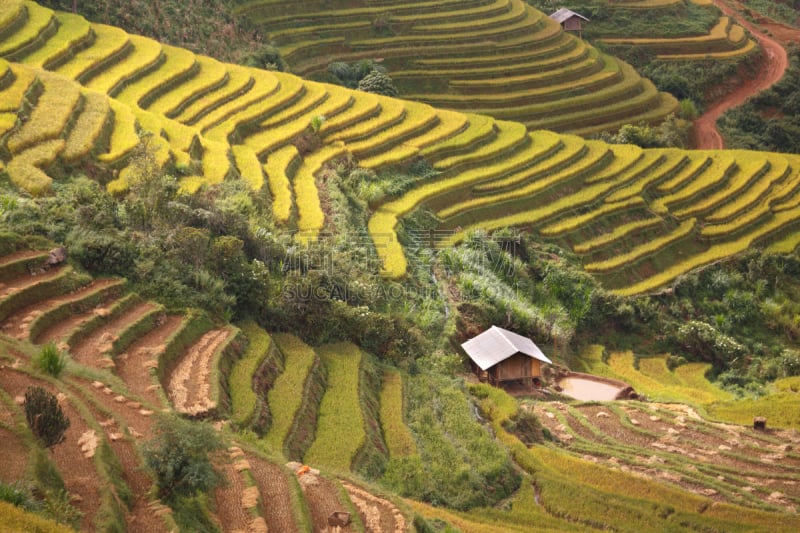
[549,8,589,24]
[461,326,552,371]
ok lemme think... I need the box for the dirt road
[692,0,790,149]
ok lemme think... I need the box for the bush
[142,415,223,501]
[24,387,70,449]
[357,70,398,97]
[0,481,35,510]
[32,343,66,378]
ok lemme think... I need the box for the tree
[24,387,70,448]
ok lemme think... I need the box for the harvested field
[0,369,102,531]
[342,480,407,533]
[68,301,160,368]
[246,452,300,533]
[114,315,184,409]
[166,328,231,416]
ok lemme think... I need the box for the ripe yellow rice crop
[6,139,65,195]
[146,55,228,117]
[379,370,417,459]
[603,152,684,202]
[470,133,577,194]
[54,23,130,82]
[404,108,467,150]
[658,38,756,61]
[62,90,110,163]
[97,99,140,165]
[232,144,264,191]
[704,157,790,222]
[438,141,609,219]
[358,144,420,170]
[616,208,800,295]
[346,101,438,157]
[673,158,769,219]
[539,197,644,236]
[328,97,406,145]
[258,80,328,129]
[0,0,24,32]
[20,12,91,69]
[602,16,729,48]
[0,64,36,113]
[245,87,353,157]
[421,113,495,162]
[173,64,253,124]
[651,153,736,215]
[0,112,17,137]
[203,70,301,142]
[295,144,347,244]
[582,143,645,184]
[433,120,527,172]
[317,91,379,138]
[264,144,298,224]
[193,68,281,134]
[84,34,163,95]
[7,70,81,154]
[0,1,53,57]
[263,333,317,452]
[303,343,365,472]
[584,218,695,273]
[573,218,663,254]
[114,44,197,108]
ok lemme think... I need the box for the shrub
[32,343,67,378]
[357,70,398,97]
[142,415,223,501]
[24,387,70,449]
[0,481,35,510]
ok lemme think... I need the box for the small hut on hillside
[462,326,552,389]
[549,8,589,38]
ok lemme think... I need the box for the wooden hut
[549,8,589,38]
[462,326,552,388]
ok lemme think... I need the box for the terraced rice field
[0,247,395,531]
[235,0,679,135]
[535,400,800,513]
[2,1,800,297]
[601,15,757,60]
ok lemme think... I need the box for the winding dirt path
[693,0,792,149]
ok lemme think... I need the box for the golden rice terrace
[1,0,800,296]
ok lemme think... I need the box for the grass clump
[32,342,67,378]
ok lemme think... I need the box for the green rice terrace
[2,0,800,532]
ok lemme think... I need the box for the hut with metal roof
[549,8,589,38]
[461,326,552,388]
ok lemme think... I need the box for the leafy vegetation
[382,374,520,510]
[142,415,223,501]
[719,46,800,154]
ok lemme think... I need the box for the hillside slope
[1,1,800,298]
[233,0,679,135]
